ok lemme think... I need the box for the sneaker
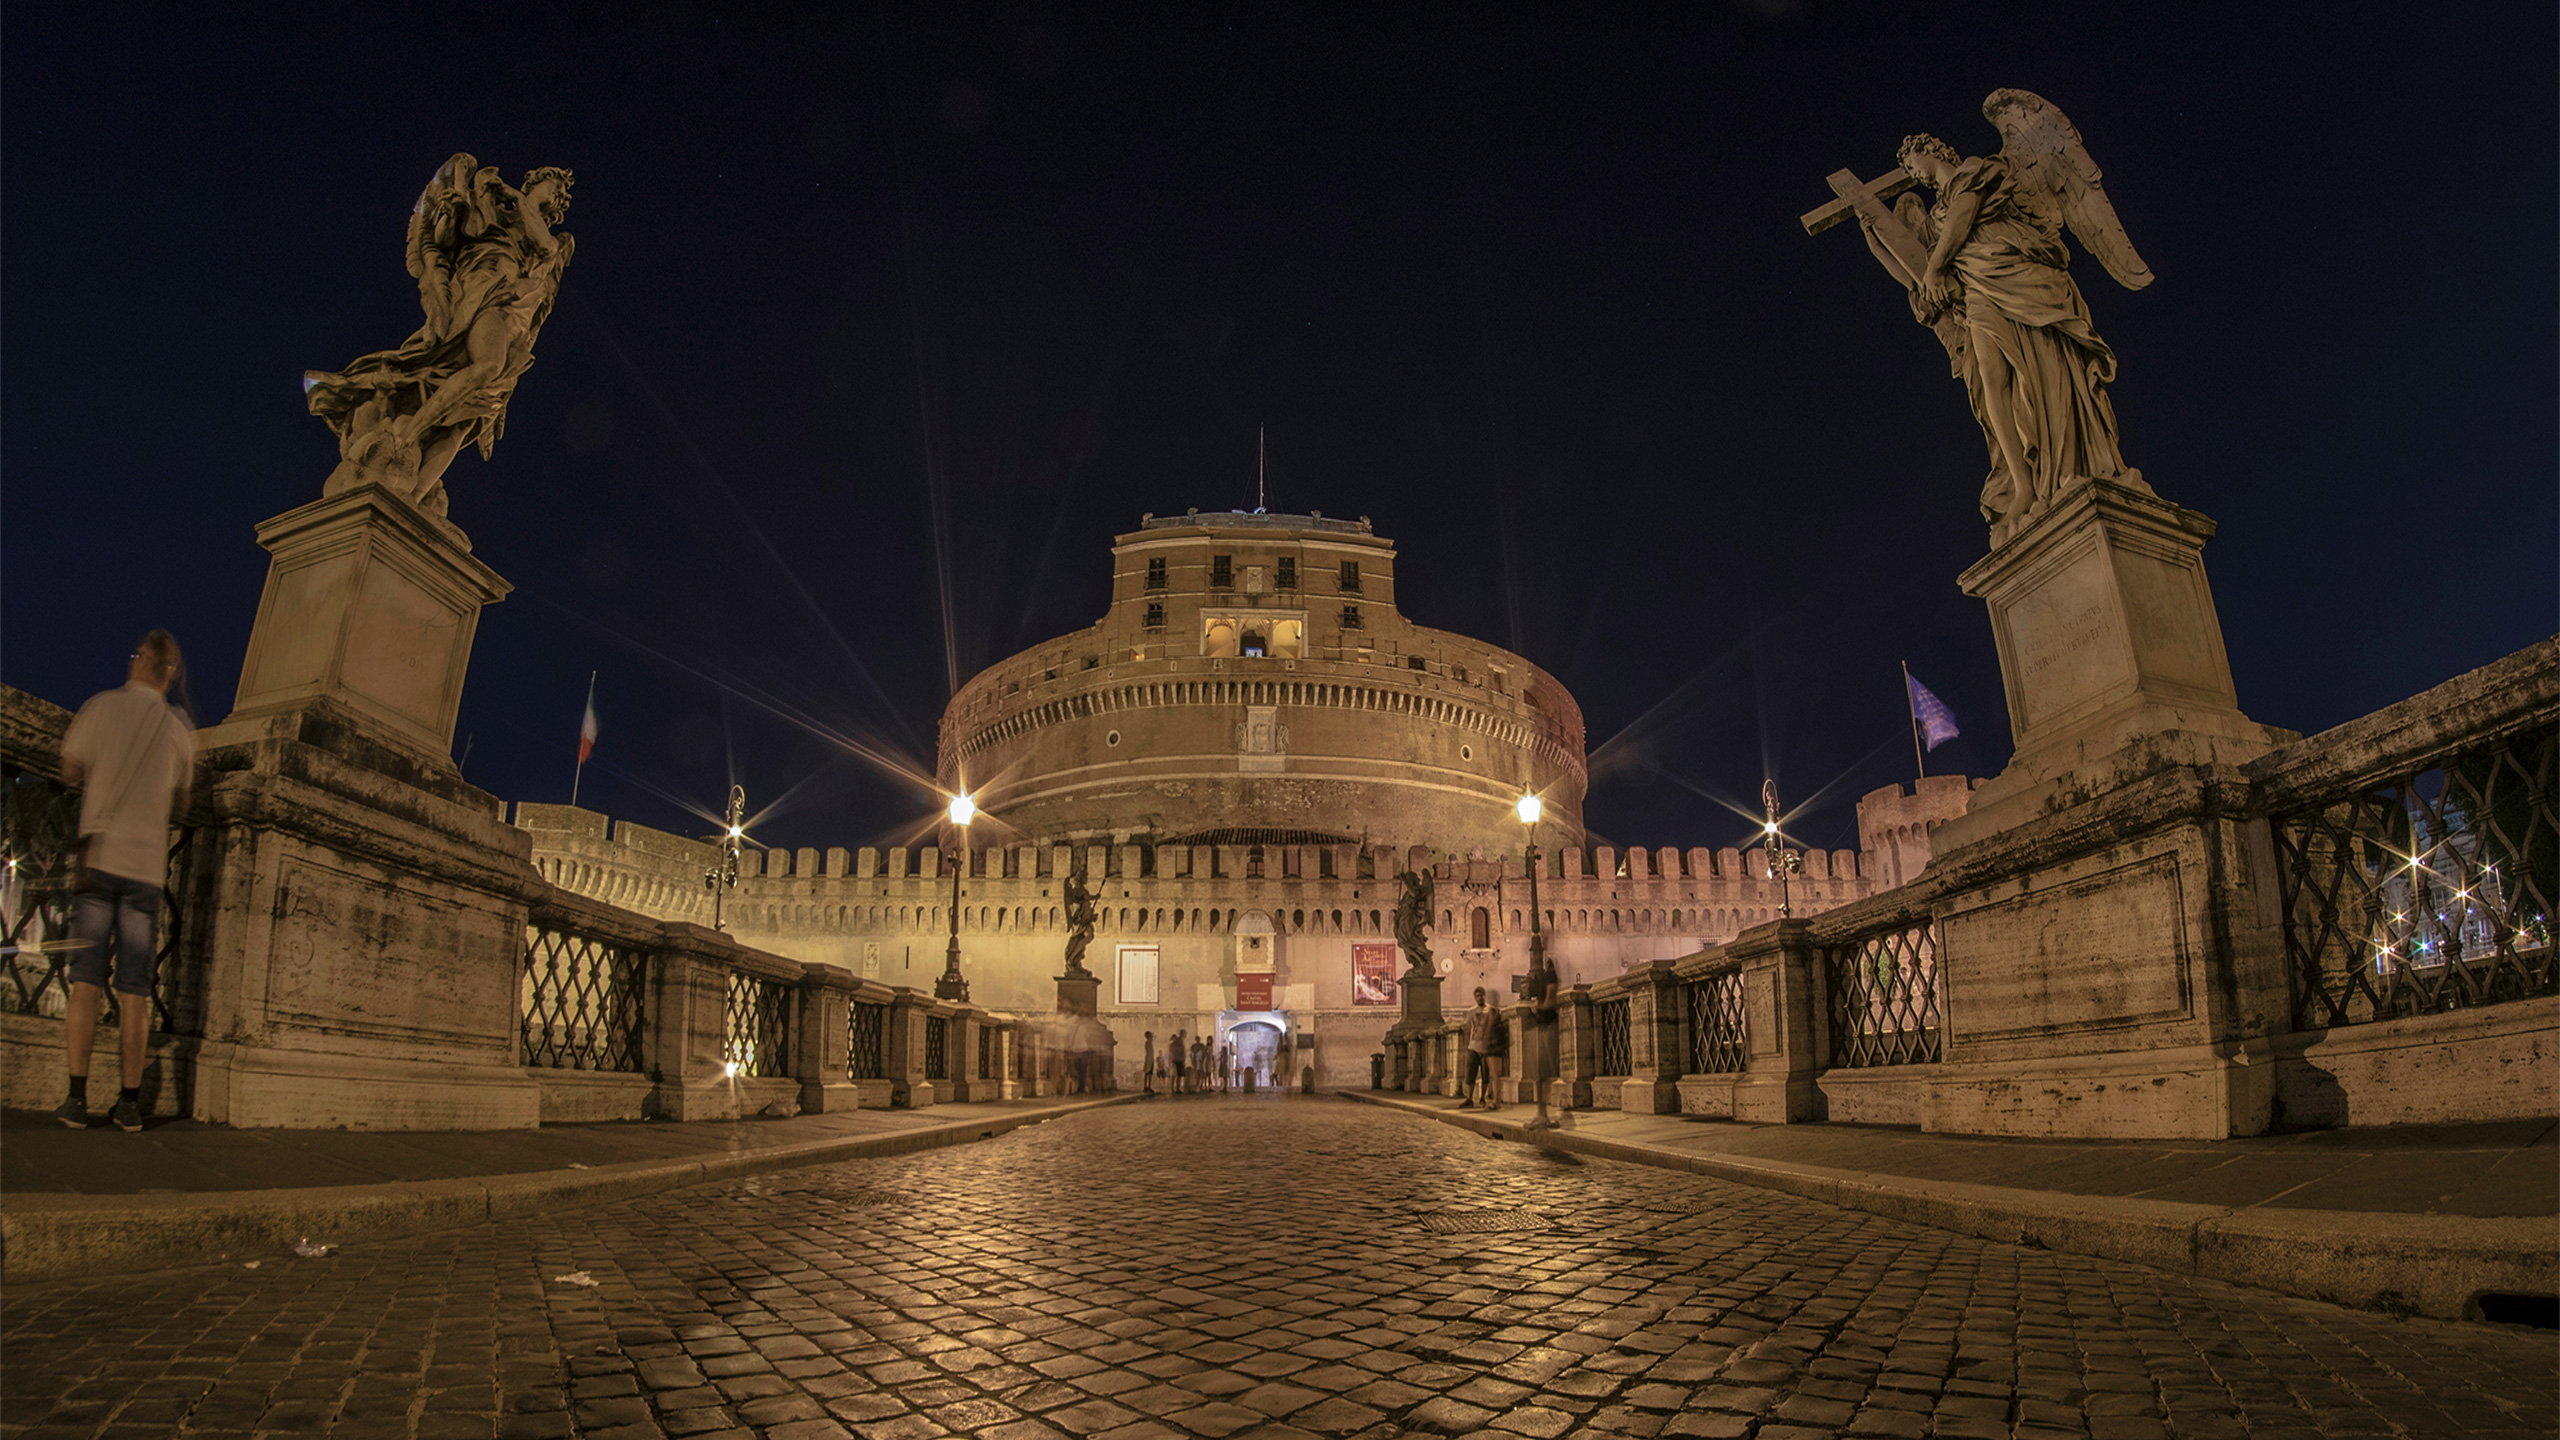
[51,1096,89,1129]
[1457,1100,1476,1110]
[111,1097,144,1133]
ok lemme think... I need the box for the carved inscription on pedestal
[266,853,513,1048]
[1942,852,2192,1043]
[2004,538,2131,734]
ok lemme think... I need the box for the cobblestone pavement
[4,1096,2552,1440]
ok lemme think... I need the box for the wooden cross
[1803,165,1969,370]
[1801,167,1925,280]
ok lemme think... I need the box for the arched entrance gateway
[1220,909,1290,1089]
[1218,1014,1290,1090]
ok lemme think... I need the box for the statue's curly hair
[522,166,575,208]
[1897,134,1960,173]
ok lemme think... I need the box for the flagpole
[1903,660,1927,783]
[571,670,596,807]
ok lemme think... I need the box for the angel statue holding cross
[1805,91,2152,543]
[303,153,576,522]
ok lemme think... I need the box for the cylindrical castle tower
[937,511,1587,854]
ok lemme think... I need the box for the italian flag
[578,682,599,763]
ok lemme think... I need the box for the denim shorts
[67,871,162,997]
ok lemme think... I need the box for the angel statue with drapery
[1393,868,1435,979]
[1061,868,1099,977]
[1804,92,2152,542]
[303,154,576,520]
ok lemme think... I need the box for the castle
[515,511,1971,1086]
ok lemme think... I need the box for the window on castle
[1471,907,1491,949]
[1144,601,1165,629]
[1246,845,1265,879]
[1340,605,1363,630]
[1339,560,1362,592]
[1145,557,1167,590]
[1211,554,1234,588]
[1241,629,1266,657]
[1407,654,1426,671]
[1276,556,1297,589]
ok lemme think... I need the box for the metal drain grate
[1418,1208,1552,1234]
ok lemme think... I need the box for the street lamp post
[1761,779,1800,919]
[1517,791,1559,1127]
[704,784,745,931]
[936,792,975,1002]
[1516,792,1548,983]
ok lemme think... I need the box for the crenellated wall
[513,802,1891,1089]
[1855,775,1977,891]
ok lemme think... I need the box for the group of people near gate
[1138,1028,1256,1096]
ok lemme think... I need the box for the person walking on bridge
[53,631,197,1133]
[1459,986,1494,1109]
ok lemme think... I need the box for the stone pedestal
[1055,970,1100,1016]
[1892,476,2296,1139]
[1385,969,1441,1091]
[184,486,538,1129]
[216,484,510,761]
[1941,477,2279,849]
[1919,767,2289,1139]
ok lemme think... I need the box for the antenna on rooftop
[1256,425,1267,513]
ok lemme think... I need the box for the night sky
[6,4,2552,859]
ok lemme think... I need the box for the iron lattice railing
[1685,970,1748,1075]
[2,768,204,1038]
[847,1000,886,1080]
[978,1025,995,1080]
[1592,997,1632,1077]
[723,971,793,1077]
[1012,1027,1033,1081]
[925,1015,950,1081]
[519,919,649,1071]
[1823,919,1942,1067]
[2272,726,2557,1029]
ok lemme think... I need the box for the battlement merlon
[514,803,1880,920]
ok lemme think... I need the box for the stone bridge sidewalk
[1347,1092,2556,1327]
[0,1094,1139,1284]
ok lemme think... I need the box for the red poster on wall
[1352,943,1400,1006]
[1236,973,1273,1010]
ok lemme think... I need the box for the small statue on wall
[1061,867,1098,977]
[304,153,576,519]
[1393,867,1435,978]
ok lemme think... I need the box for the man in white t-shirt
[1459,986,1494,1108]
[54,631,197,1132]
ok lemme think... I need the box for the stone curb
[0,1093,1142,1285]
[1347,1091,2558,1324]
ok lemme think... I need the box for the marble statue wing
[405,153,479,336]
[1983,89,2155,290]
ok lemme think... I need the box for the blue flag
[1906,673,1960,751]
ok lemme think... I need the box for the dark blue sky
[6,3,2552,857]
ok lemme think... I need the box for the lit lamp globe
[1515,793,1542,827]
[947,793,976,827]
